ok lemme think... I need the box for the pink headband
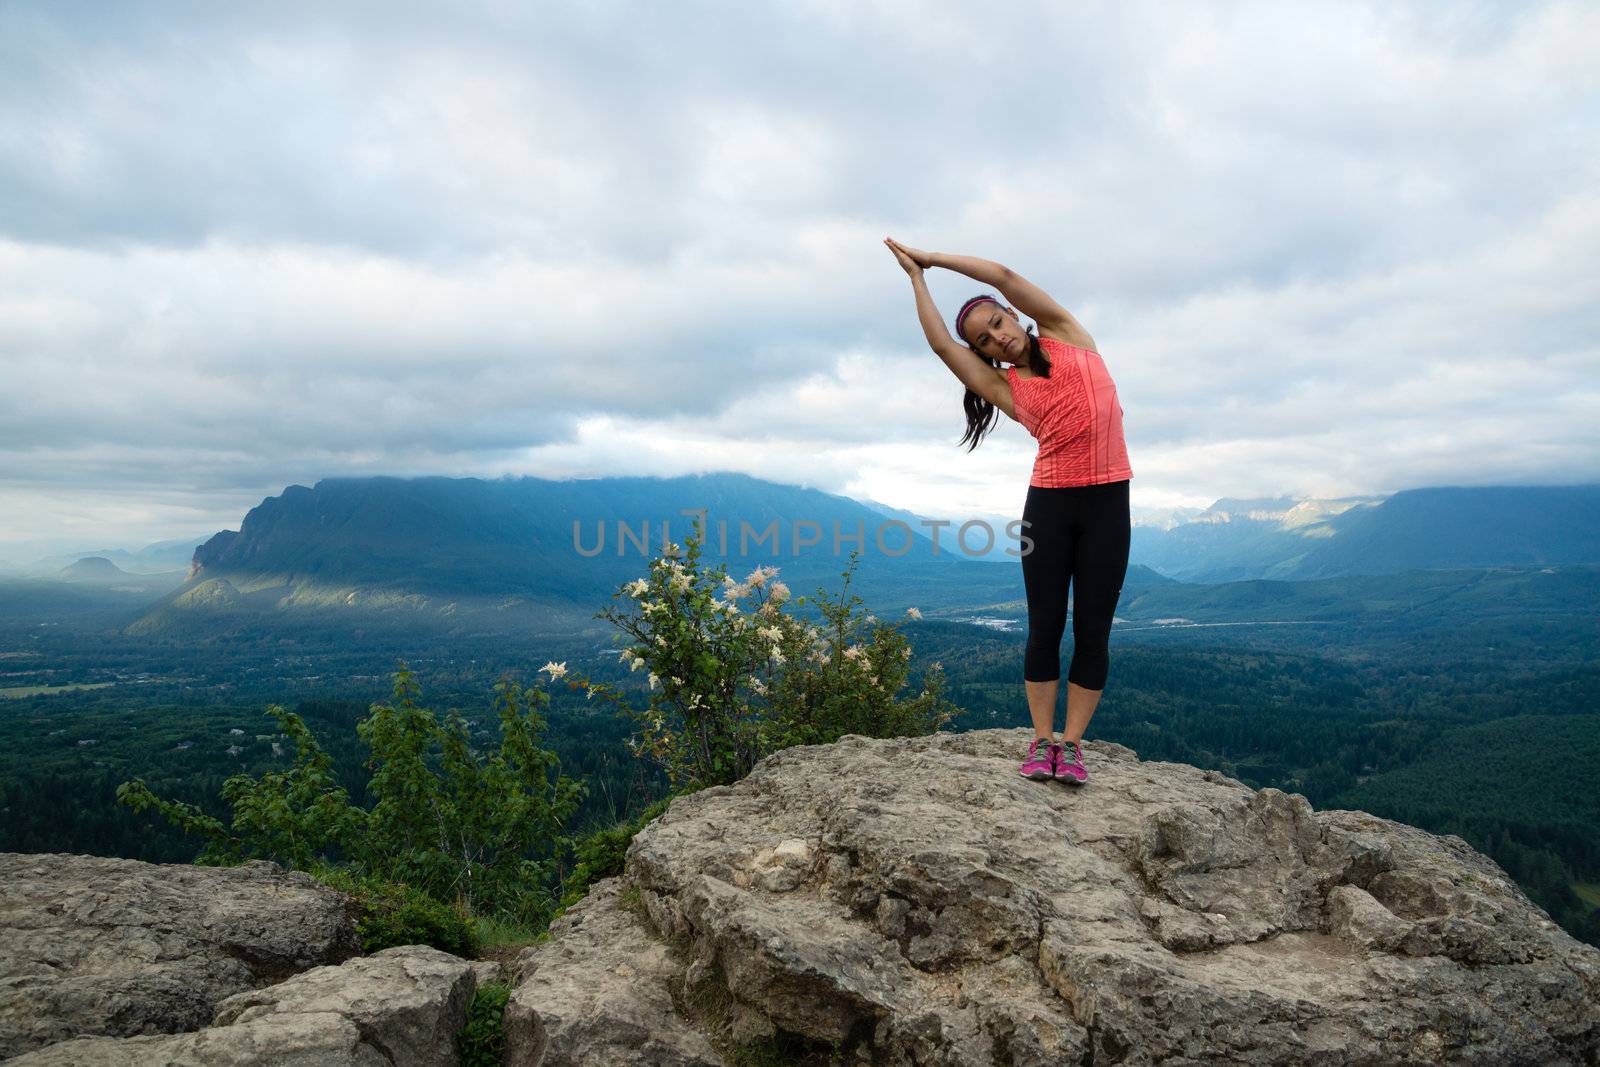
[955,295,1001,339]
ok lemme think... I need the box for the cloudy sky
[2,1,1596,563]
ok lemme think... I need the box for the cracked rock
[505,728,1600,1065]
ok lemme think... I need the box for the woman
[884,236,1131,786]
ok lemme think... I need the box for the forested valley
[4,584,1597,948]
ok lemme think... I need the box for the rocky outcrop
[506,728,1600,1066]
[10,945,478,1066]
[0,853,359,1060]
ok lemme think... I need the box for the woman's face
[962,304,1027,363]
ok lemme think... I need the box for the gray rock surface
[0,852,359,1060]
[10,945,477,1066]
[469,960,504,989]
[212,945,477,1063]
[504,878,724,1067]
[507,728,1600,1066]
[6,1014,385,1066]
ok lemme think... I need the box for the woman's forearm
[929,252,1009,286]
[908,273,957,348]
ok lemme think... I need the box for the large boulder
[10,945,477,1066]
[0,853,359,1059]
[507,728,1600,1066]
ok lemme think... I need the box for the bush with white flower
[757,549,954,755]
[567,534,955,791]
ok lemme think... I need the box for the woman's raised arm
[889,241,1095,351]
[885,238,1013,414]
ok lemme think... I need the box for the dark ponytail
[956,299,1052,452]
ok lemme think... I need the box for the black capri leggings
[1020,479,1130,689]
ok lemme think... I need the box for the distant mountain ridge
[1292,485,1600,578]
[122,475,1600,637]
[57,557,128,582]
[137,472,1165,637]
[21,536,205,577]
[1131,484,1600,582]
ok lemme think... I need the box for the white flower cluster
[539,661,568,680]
[656,563,688,598]
[905,606,922,619]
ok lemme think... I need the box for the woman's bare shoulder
[1037,323,1098,352]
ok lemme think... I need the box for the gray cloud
[0,0,1596,561]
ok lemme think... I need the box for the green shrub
[313,865,478,957]
[117,668,584,932]
[117,703,359,868]
[457,980,512,1067]
[470,912,550,954]
[571,534,957,791]
[556,796,672,913]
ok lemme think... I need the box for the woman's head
[955,294,1031,365]
[954,293,1050,453]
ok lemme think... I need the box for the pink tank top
[1006,336,1133,488]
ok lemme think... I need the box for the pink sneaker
[1018,737,1058,780]
[1054,739,1087,785]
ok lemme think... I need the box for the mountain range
[1130,484,1600,582]
[125,473,1108,637]
[16,536,206,577]
[9,474,1595,639]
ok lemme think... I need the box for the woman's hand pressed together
[884,236,925,278]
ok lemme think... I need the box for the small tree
[118,703,359,868]
[353,668,584,922]
[119,666,584,928]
